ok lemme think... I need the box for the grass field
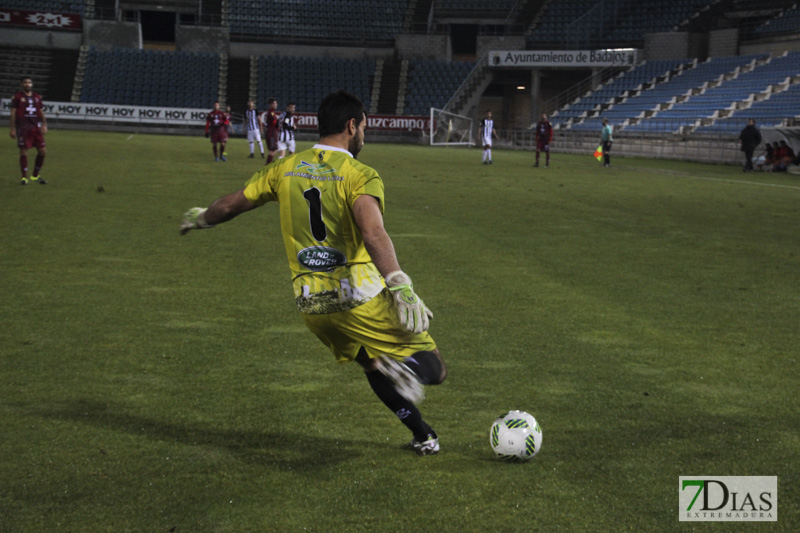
[2,130,798,531]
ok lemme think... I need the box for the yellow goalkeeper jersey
[243,144,386,314]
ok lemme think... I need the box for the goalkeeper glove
[180,207,215,235]
[385,271,433,334]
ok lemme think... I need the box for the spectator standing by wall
[534,113,553,168]
[738,119,761,172]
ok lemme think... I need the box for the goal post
[429,107,473,146]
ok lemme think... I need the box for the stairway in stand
[377,58,402,114]
[0,45,78,102]
[226,57,251,113]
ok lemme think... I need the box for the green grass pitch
[2,130,798,531]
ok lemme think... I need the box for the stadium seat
[228,0,407,40]
[256,56,375,113]
[80,48,220,108]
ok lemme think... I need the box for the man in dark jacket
[738,119,762,172]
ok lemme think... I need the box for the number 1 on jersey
[303,187,327,242]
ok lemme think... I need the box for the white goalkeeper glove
[180,207,215,235]
[385,271,433,334]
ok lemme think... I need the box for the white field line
[627,166,800,191]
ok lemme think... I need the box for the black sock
[402,351,443,385]
[365,370,433,441]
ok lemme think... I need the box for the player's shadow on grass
[39,399,364,470]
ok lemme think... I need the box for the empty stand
[528,0,715,48]
[695,53,800,133]
[606,0,712,44]
[622,54,768,133]
[80,47,219,108]
[0,46,52,99]
[7,0,800,142]
[527,0,612,48]
[754,4,800,37]
[652,52,800,132]
[0,0,86,15]
[562,58,691,131]
[0,45,79,102]
[403,60,474,115]
[255,56,374,115]
[559,51,800,135]
[228,0,407,43]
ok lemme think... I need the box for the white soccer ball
[490,410,543,461]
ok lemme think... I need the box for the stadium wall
[709,28,739,57]
[497,130,742,165]
[476,35,525,64]
[644,32,707,61]
[396,33,451,60]
[0,27,81,50]
[741,35,800,56]
[229,41,392,60]
[84,19,142,51]
[176,25,229,54]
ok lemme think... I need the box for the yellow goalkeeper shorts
[302,289,437,363]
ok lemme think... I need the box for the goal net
[429,107,473,146]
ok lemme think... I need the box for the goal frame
[429,107,474,146]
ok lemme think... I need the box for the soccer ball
[490,410,543,461]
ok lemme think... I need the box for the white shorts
[247,129,262,143]
[278,139,296,153]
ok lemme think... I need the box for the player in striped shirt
[245,100,265,158]
[479,110,497,165]
[277,102,297,159]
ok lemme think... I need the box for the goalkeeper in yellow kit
[181,91,447,455]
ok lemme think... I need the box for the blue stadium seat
[228,0,407,40]
[255,56,375,113]
[80,48,220,108]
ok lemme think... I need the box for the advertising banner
[2,100,432,131]
[489,49,636,68]
[292,112,431,131]
[2,99,209,125]
[0,9,81,30]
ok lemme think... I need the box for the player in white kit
[245,100,265,158]
[479,110,497,164]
